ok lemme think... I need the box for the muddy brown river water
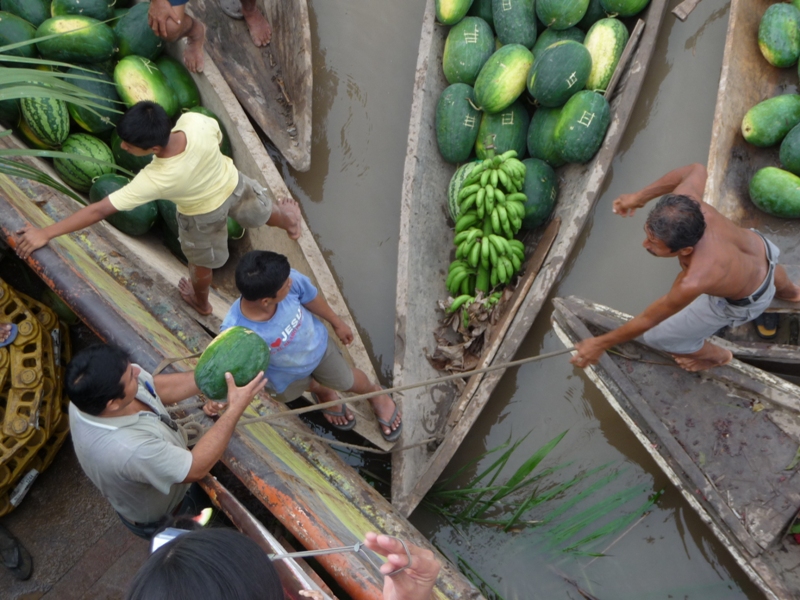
[281,0,765,597]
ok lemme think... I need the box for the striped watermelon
[54,133,115,192]
[448,162,477,220]
[17,118,56,150]
[20,96,70,147]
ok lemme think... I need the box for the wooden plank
[186,0,312,171]
[673,0,701,21]
[391,0,670,517]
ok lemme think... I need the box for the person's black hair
[116,101,172,149]
[125,528,284,600]
[235,250,291,302]
[65,344,130,415]
[645,194,706,252]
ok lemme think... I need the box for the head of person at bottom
[125,528,283,600]
[65,343,137,417]
[643,194,706,258]
[116,101,172,156]
[235,250,292,305]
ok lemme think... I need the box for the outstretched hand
[15,225,50,259]
[570,337,607,369]
[363,532,440,600]
[148,0,181,38]
[612,193,643,217]
[224,371,267,414]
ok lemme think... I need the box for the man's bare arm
[153,371,200,405]
[613,163,708,217]
[16,197,118,258]
[303,294,354,345]
[571,278,703,367]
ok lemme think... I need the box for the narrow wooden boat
[704,0,800,374]
[392,0,669,516]
[0,49,480,598]
[186,0,313,172]
[551,295,800,600]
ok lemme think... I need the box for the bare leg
[672,341,732,372]
[774,265,800,302]
[348,369,401,437]
[241,0,272,46]
[179,264,214,315]
[266,197,302,240]
[158,5,206,73]
[308,379,354,427]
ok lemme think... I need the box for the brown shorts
[177,172,275,268]
[272,337,355,403]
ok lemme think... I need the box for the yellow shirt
[108,113,239,216]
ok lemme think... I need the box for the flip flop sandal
[0,525,32,581]
[308,393,357,431]
[755,313,779,340]
[0,324,18,348]
[376,400,402,443]
[218,0,244,19]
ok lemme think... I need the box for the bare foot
[672,347,732,372]
[183,19,206,73]
[368,390,401,437]
[242,4,271,46]
[0,324,12,344]
[178,277,213,316]
[278,197,302,240]
[314,386,354,427]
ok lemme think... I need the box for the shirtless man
[571,163,800,372]
[148,0,272,73]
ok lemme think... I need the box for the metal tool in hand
[269,537,412,576]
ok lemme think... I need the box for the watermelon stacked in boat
[0,0,243,247]
[434,0,650,306]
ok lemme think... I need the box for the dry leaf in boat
[299,591,324,599]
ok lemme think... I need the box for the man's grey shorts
[643,236,780,355]
[177,172,275,269]
[271,337,356,403]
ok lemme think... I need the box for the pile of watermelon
[0,0,243,255]
[742,1,800,219]
[435,0,650,306]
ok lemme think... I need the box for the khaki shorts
[271,337,355,403]
[177,172,275,268]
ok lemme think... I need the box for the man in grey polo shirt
[66,343,266,539]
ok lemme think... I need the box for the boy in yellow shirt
[16,101,301,316]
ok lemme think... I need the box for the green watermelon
[474,99,530,160]
[554,90,610,163]
[17,118,56,149]
[531,27,585,58]
[21,96,70,147]
[493,0,537,49]
[53,133,115,192]
[114,55,178,117]
[448,162,476,220]
[65,68,122,134]
[436,83,481,163]
[749,167,800,218]
[583,18,629,92]
[599,0,650,18]
[474,44,534,113]
[187,106,233,158]
[537,0,590,30]
[90,173,158,236]
[436,0,474,25]
[442,16,494,85]
[194,326,271,400]
[111,129,153,173]
[467,0,493,28]
[578,0,607,30]
[521,158,558,228]
[0,98,19,127]
[35,16,116,63]
[157,199,179,237]
[527,107,565,167]
[780,123,800,176]
[0,0,50,27]
[227,218,245,240]
[115,2,163,60]
[51,0,113,20]
[527,40,592,108]
[758,3,800,68]
[0,11,38,63]
[156,55,200,110]
[742,94,800,147]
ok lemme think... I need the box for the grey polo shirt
[68,366,193,524]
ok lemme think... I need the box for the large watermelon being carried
[194,326,271,400]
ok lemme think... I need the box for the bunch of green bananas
[446,150,528,299]
[446,290,503,315]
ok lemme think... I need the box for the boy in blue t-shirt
[218,250,402,441]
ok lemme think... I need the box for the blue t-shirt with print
[220,269,328,393]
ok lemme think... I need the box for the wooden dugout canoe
[552,295,800,600]
[392,0,669,516]
[703,0,800,375]
[186,0,313,172]
[0,49,480,599]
